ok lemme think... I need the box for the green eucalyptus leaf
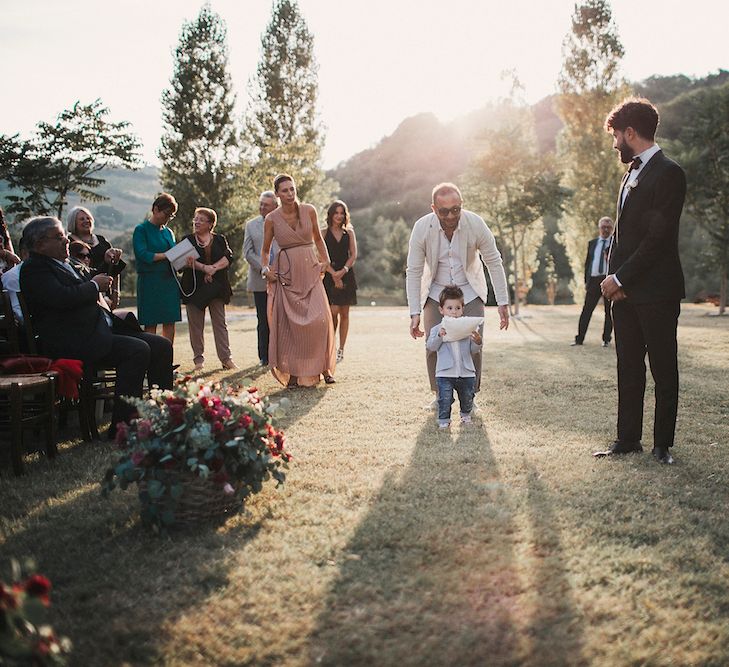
[147,480,164,498]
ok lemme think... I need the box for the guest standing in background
[67,206,123,309]
[572,216,614,347]
[323,200,357,363]
[180,207,237,372]
[133,193,181,343]
[243,190,278,367]
[260,174,336,387]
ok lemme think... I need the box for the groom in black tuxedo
[595,98,686,464]
[20,216,173,436]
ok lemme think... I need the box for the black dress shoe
[571,340,583,346]
[652,446,674,464]
[602,341,610,348]
[593,440,643,458]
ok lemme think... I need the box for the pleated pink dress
[267,207,336,386]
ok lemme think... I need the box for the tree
[0,100,141,220]
[159,3,238,239]
[668,83,729,313]
[239,0,326,207]
[556,0,630,298]
[465,101,567,316]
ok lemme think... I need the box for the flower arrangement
[0,560,71,665]
[101,380,291,530]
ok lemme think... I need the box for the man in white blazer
[407,182,510,397]
[243,191,278,366]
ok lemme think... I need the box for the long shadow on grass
[523,464,585,665]
[309,422,525,666]
[0,468,266,666]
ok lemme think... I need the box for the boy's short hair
[439,285,464,307]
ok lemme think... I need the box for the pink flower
[136,419,153,440]
[114,421,129,446]
[223,483,235,495]
[212,421,224,434]
[239,414,252,429]
[131,450,146,465]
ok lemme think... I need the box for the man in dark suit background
[20,216,174,437]
[572,216,614,347]
[596,98,687,464]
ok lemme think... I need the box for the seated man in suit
[20,216,174,437]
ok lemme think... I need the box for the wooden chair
[0,290,58,475]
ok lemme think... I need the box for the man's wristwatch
[261,266,271,278]
[343,265,350,273]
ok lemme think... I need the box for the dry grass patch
[1,305,728,666]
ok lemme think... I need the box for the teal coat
[133,220,181,325]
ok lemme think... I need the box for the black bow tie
[629,157,642,171]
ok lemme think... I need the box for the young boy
[425,286,482,429]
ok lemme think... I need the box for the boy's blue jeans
[436,376,476,423]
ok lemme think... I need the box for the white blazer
[405,210,509,314]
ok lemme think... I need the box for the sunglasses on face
[437,206,462,218]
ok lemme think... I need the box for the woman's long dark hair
[326,200,352,229]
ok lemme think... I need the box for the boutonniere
[626,179,640,192]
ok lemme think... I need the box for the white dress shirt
[590,237,610,277]
[427,227,478,304]
[621,143,661,208]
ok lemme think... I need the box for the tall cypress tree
[556,0,629,297]
[240,0,325,203]
[159,3,237,237]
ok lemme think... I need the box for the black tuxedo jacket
[20,252,113,363]
[609,150,686,304]
[583,237,612,284]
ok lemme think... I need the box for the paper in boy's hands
[441,316,484,342]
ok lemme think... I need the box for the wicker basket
[140,470,243,526]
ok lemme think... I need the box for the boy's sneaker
[460,414,472,424]
[438,421,450,430]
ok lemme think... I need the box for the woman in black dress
[323,200,357,363]
[67,206,124,308]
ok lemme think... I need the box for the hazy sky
[1,0,726,168]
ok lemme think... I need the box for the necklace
[195,234,211,248]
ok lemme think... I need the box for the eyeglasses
[436,206,462,218]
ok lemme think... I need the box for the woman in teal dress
[133,193,181,343]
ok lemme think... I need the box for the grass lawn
[1,304,728,666]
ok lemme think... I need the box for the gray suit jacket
[243,215,278,292]
[425,323,480,376]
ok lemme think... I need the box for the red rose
[25,574,52,599]
[204,408,216,421]
[212,470,229,484]
[114,421,129,446]
[212,421,224,434]
[240,414,252,429]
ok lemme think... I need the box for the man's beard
[618,142,633,164]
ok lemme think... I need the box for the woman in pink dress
[260,174,336,387]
